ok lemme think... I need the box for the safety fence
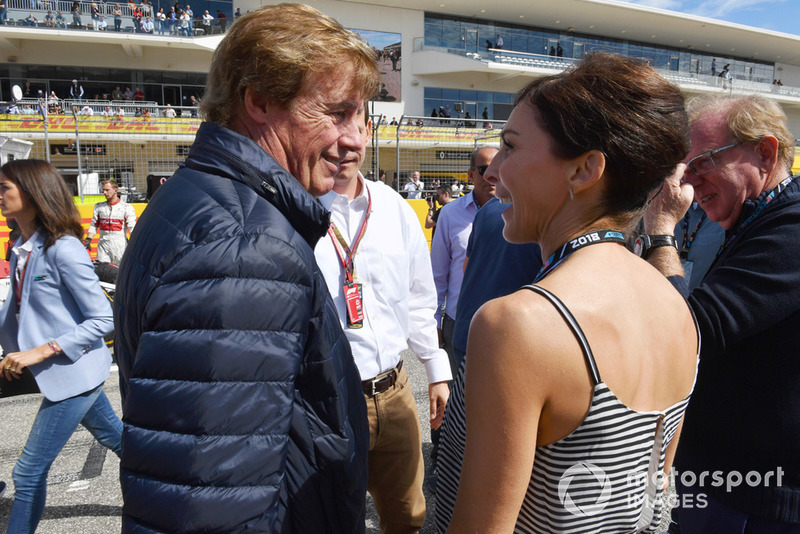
[391,115,503,197]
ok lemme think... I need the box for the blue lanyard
[535,229,626,283]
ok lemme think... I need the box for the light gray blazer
[0,231,113,402]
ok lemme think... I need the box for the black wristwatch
[633,234,678,259]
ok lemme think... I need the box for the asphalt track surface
[0,349,439,533]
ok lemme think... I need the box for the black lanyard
[680,210,707,260]
[535,229,626,282]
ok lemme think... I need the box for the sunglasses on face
[474,165,489,176]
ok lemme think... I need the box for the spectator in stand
[0,0,6,25]
[178,9,189,35]
[168,6,176,34]
[155,7,165,34]
[234,7,241,20]
[55,10,66,28]
[90,2,100,30]
[133,87,144,101]
[111,85,123,101]
[140,0,151,17]
[43,10,54,27]
[80,105,93,117]
[22,105,35,115]
[123,86,133,100]
[141,15,153,33]
[6,103,18,115]
[69,80,84,101]
[112,4,122,31]
[115,107,125,119]
[132,4,142,31]
[101,106,113,117]
[47,92,59,113]
[201,9,212,31]
[183,4,192,35]
[25,13,38,26]
[188,95,198,117]
[163,104,176,118]
[389,117,398,125]
[96,15,107,30]
[70,1,81,27]
[215,9,225,31]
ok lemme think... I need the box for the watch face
[633,235,646,257]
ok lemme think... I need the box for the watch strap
[642,234,677,259]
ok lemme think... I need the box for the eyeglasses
[474,165,489,176]
[685,142,742,176]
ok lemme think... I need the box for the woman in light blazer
[0,159,122,534]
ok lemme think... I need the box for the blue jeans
[7,385,122,534]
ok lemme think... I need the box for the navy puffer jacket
[115,122,368,533]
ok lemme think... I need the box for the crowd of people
[1,0,239,34]
[2,79,201,118]
[1,4,799,534]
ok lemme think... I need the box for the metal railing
[428,45,800,99]
[3,0,229,34]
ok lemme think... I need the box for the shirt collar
[320,172,368,211]
[13,228,39,257]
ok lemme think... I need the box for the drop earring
[569,186,574,200]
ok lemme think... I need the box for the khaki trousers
[365,365,426,533]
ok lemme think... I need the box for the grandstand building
[1,0,800,192]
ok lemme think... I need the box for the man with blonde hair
[645,94,800,531]
[115,5,379,532]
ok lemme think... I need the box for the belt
[362,360,403,397]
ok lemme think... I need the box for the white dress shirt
[316,175,451,384]
[430,191,480,326]
[404,180,424,199]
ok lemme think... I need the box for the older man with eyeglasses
[643,94,800,533]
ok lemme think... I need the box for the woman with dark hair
[436,53,700,533]
[0,159,121,533]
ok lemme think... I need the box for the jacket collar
[185,122,331,247]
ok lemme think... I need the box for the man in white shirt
[404,170,424,199]
[315,108,450,532]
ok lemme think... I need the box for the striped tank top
[435,284,699,533]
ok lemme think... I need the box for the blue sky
[617,0,799,36]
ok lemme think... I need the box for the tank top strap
[521,284,601,385]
